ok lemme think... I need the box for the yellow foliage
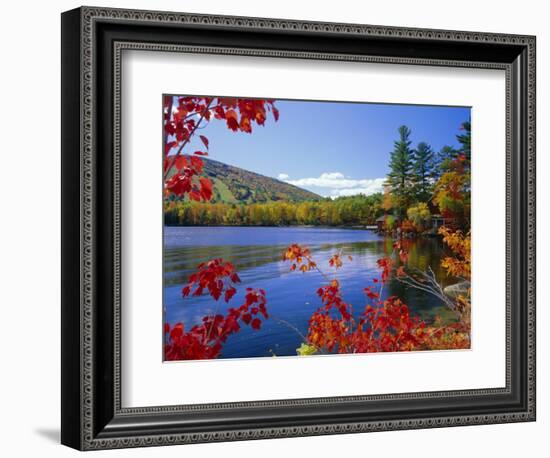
[439,226,471,280]
[406,202,431,231]
[382,188,394,211]
[296,343,318,356]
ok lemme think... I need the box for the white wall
[0,0,545,456]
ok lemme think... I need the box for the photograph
[162,95,472,361]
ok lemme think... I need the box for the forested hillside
[168,156,322,204]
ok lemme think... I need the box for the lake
[164,226,456,359]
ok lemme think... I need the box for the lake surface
[164,226,456,359]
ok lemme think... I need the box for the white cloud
[281,172,385,196]
[329,180,386,197]
[277,173,290,180]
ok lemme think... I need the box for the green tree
[432,120,471,229]
[164,193,386,227]
[386,125,414,217]
[457,121,471,161]
[407,202,431,231]
[434,121,470,179]
[412,141,435,202]
[436,145,459,177]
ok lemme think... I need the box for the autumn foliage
[181,258,241,303]
[438,226,471,324]
[163,97,471,360]
[433,154,471,223]
[282,243,318,273]
[165,251,269,360]
[163,96,279,360]
[439,226,471,280]
[165,287,268,360]
[163,96,279,201]
[284,243,470,355]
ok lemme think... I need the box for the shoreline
[164,224,379,231]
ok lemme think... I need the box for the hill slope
[186,157,322,204]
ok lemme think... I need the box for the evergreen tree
[386,125,414,217]
[456,120,471,194]
[433,145,459,179]
[438,145,459,162]
[412,141,435,202]
[457,121,471,161]
[432,119,472,228]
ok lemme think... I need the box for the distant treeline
[164,194,383,227]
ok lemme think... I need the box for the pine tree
[438,145,459,162]
[433,145,459,179]
[386,125,414,218]
[457,121,471,161]
[456,120,471,194]
[412,141,435,202]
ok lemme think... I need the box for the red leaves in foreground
[211,99,278,133]
[163,97,279,360]
[182,258,240,301]
[163,96,279,202]
[328,253,353,269]
[164,151,212,201]
[393,240,409,264]
[328,254,343,269]
[284,243,470,356]
[165,257,269,360]
[308,296,429,354]
[240,288,269,331]
[376,257,393,283]
[317,280,352,321]
[164,288,268,360]
[308,283,469,355]
[198,176,213,201]
[282,244,317,272]
[199,135,209,149]
[306,275,441,354]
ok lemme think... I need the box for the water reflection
[164,227,458,358]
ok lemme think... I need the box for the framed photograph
[61,6,536,450]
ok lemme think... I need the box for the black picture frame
[61,6,536,450]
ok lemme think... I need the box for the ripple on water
[164,226,454,359]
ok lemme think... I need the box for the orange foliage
[400,219,416,233]
[439,226,471,280]
[282,243,470,355]
[282,243,317,272]
[433,155,470,221]
[163,96,278,201]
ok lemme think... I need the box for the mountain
[192,157,321,204]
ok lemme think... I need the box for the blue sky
[169,98,470,198]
